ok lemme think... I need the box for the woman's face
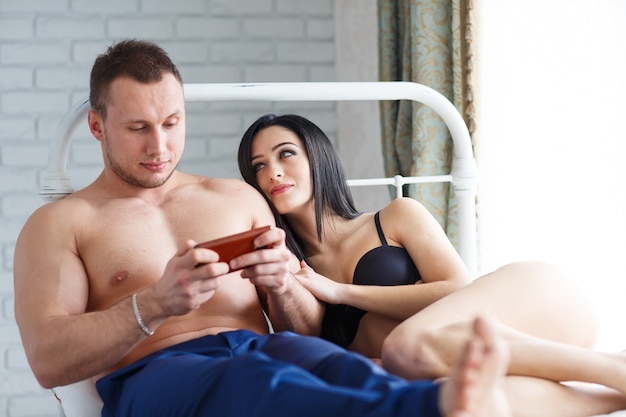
[250,125,313,215]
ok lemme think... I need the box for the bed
[39,82,622,417]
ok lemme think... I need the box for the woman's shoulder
[380,196,429,217]
[377,197,438,238]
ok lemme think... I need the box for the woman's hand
[293,261,346,305]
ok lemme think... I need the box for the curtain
[378,0,475,249]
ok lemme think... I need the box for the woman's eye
[253,163,265,173]
[279,149,295,158]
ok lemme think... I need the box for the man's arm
[238,229,324,336]
[14,204,150,387]
[228,188,324,336]
[230,225,324,336]
[14,203,225,388]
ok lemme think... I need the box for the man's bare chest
[76,199,253,309]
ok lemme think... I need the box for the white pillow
[52,379,103,417]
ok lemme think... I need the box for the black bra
[320,212,421,348]
[353,212,421,286]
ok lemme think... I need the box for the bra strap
[373,211,388,246]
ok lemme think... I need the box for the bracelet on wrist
[131,293,154,336]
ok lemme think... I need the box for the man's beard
[104,134,176,189]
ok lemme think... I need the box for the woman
[237,114,626,398]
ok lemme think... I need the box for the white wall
[474,0,626,351]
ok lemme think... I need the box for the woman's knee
[486,261,599,346]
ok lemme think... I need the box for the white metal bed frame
[40,81,479,277]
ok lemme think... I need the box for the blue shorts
[96,330,441,417]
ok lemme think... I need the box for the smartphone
[194,225,273,264]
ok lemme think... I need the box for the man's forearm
[24,295,163,389]
[265,277,324,335]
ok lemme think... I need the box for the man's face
[96,73,186,189]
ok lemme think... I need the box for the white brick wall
[0,1,336,415]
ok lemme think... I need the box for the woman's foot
[439,316,512,417]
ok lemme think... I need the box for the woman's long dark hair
[238,114,361,260]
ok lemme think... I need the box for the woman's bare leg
[381,262,626,391]
[395,318,626,394]
[504,377,626,417]
[439,316,626,417]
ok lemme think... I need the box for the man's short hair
[89,39,183,119]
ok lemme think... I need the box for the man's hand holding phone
[194,226,322,334]
[194,225,273,269]
[195,226,294,297]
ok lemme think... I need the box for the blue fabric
[97,330,442,417]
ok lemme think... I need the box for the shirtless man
[13,38,511,417]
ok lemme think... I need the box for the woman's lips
[270,184,292,195]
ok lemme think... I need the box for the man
[14,39,511,417]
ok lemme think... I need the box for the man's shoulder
[17,192,95,251]
[175,174,274,230]
[194,176,260,197]
[27,192,92,220]
[197,175,246,189]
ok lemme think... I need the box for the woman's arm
[295,197,470,320]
